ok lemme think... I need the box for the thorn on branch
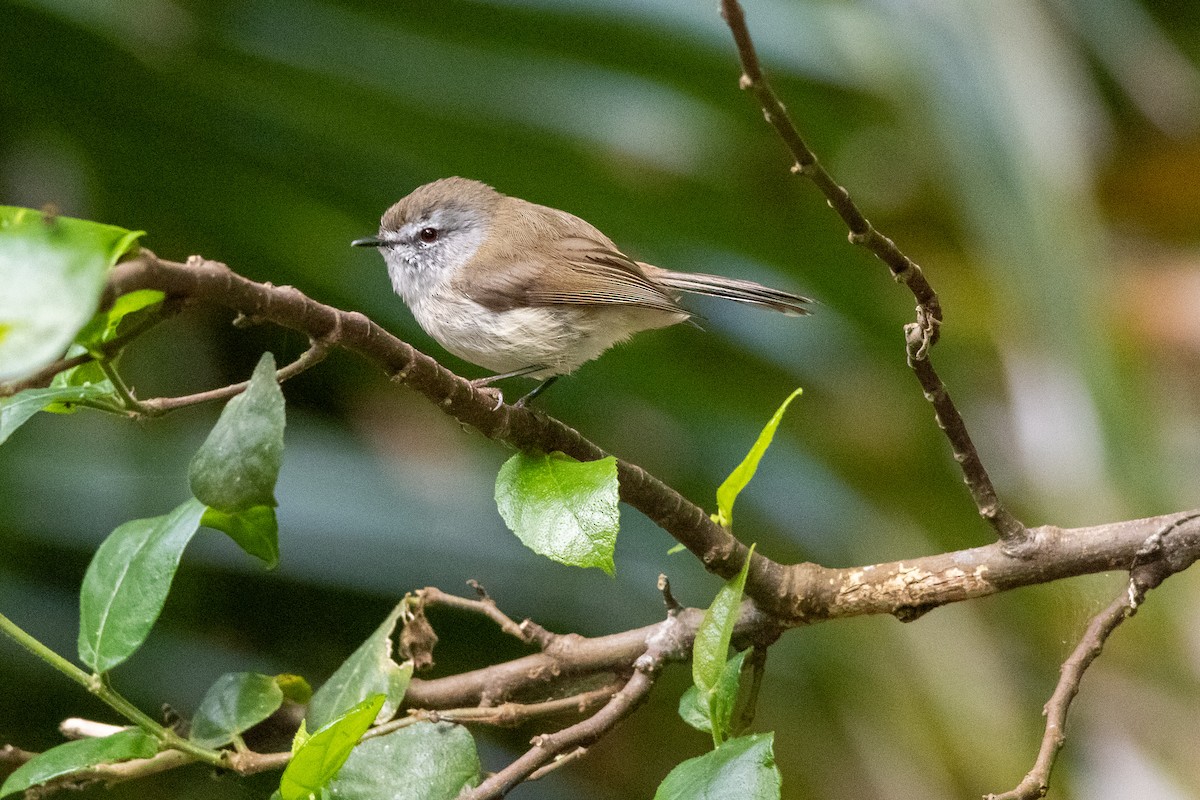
[657,574,681,614]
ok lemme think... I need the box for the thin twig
[421,585,555,649]
[905,326,1027,547]
[719,0,1027,548]
[718,0,940,328]
[379,685,619,739]
[460,635,671,800]
[134,339,331,416]
[527,746,588,781]
[987,519,1199,800]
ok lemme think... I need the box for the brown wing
[463,236,685,315]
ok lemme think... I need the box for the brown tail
[652,269,811,316]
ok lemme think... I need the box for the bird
[353,177,809,404]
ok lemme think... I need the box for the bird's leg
[469,364,548,387]
[514,376,558,408]
[467,365,552,410]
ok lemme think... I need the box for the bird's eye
[418,227,439,244]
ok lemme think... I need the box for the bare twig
[718,0,1028,548]
[718,0,940,328]
[987,518,1200,800]
[133,338,332,416]
[421,585,555,649]
[0,299,178,397]
[410,686,618,730]
[905,327,1027,548]
[527,746,588,781]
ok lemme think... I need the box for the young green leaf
[78,498,207,672]
[326,722,480,800]
[278,694,385,800]
[692,544,755,695]
[0,728,158,798]
[72,289,164,352]
[190,672,287,748]
[47,354,111,395]
[201,505,279,567]
[0,384,116,446]
[653,733,780,800]
[189,352,285,513]
[307,602,413,730]
[678,649,749,737]
[0,206,143,382]
[495,451,619,574]
[714,387,802,529]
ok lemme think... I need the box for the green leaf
[0,206,143,382]
[189,352,285,513]
[714,388,802,529]
[327,722,480,800]
[307,602,412,730]
[291,720,311,754]
[653,733,780,800]
[679,649,749,737]
[279,694,385,800]
[0,383,116,446]
[47,354,111,395]
[494,451,620,574]
[692,547,758,746]
[677,683,712,734]
[78,498,207,672]
[693,545,755,696]
[190,672,286,748]
[73,289,165,351]
[201,505,280,567]
[0,728,158,798]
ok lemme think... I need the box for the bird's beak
[351,236,385,248]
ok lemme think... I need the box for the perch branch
[105,253,789,616]
[102,256,1200,626]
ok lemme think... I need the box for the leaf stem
[0,611,222,766]
[96,359,147,414]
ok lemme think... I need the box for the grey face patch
[378,205,490,306]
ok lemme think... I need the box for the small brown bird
[354,177,809,402]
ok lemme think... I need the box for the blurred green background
[3,0,1200,797]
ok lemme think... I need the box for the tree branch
[101,254,1200,631]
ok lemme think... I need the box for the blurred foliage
[3,0,1200,797]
